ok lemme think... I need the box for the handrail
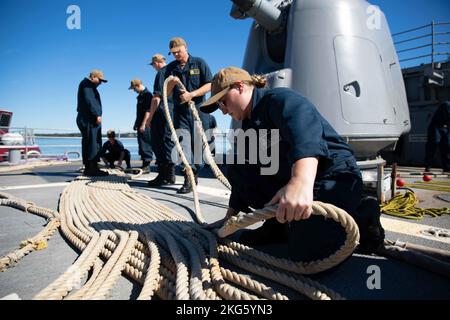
[394,33,432,45]
[392,23,431,37]
[397,43,432,54]
[0,126,36,161]
[1,126,231,159]
[393,21,450,67]
[399,54,432,63]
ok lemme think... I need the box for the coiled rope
[381,190,450,220]
[1,176,354,300]
[0,192,60,271]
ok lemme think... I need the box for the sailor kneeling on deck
[202,67,383,263]
[101,129,131,170]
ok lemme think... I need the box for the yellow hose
[381,190,450,220]
[405,180,450,193]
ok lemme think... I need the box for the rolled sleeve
[198,58,212,85]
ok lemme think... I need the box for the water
[36,136,229,160]
[36,137,142,160]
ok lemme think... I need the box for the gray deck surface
[1,162,449,300]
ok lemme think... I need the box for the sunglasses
[216,99,226,110]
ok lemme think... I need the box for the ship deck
[0,161,449,300]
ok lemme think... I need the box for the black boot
[148,164,175,187]
[83,161,91,175]
[239,218,289,246]
[147,165,163,187]
[85,160,109,177]
[177,169,198,194]
[165,164,176,184]
[354,196,385,254]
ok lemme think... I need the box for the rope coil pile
[0,174,359,300]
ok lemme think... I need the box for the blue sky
[0,0,449,133]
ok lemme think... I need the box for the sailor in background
[145,54,177,187]
[129,79,154,173]
[165,37,213,194]
[101,129,131,170]
[76,69,109,176]
[201,67,367,262]
[425,101,450,173]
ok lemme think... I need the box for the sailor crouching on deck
[201,67,367,263]
[101,129,131,170]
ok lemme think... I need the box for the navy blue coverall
[164,55,212,172]
[425,101,450,171]
[227,87,362,262]
[152,66,175,165]
[101,139,131,169]
[135,88,153,163]
[76,78,103,165]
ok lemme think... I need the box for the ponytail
[250,74,267,88]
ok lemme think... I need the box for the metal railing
[0,126,37,145]
[1,126,231,162]
[0,126,39,161]
[393,21,450,68]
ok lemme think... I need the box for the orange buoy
[396,178,406,187]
